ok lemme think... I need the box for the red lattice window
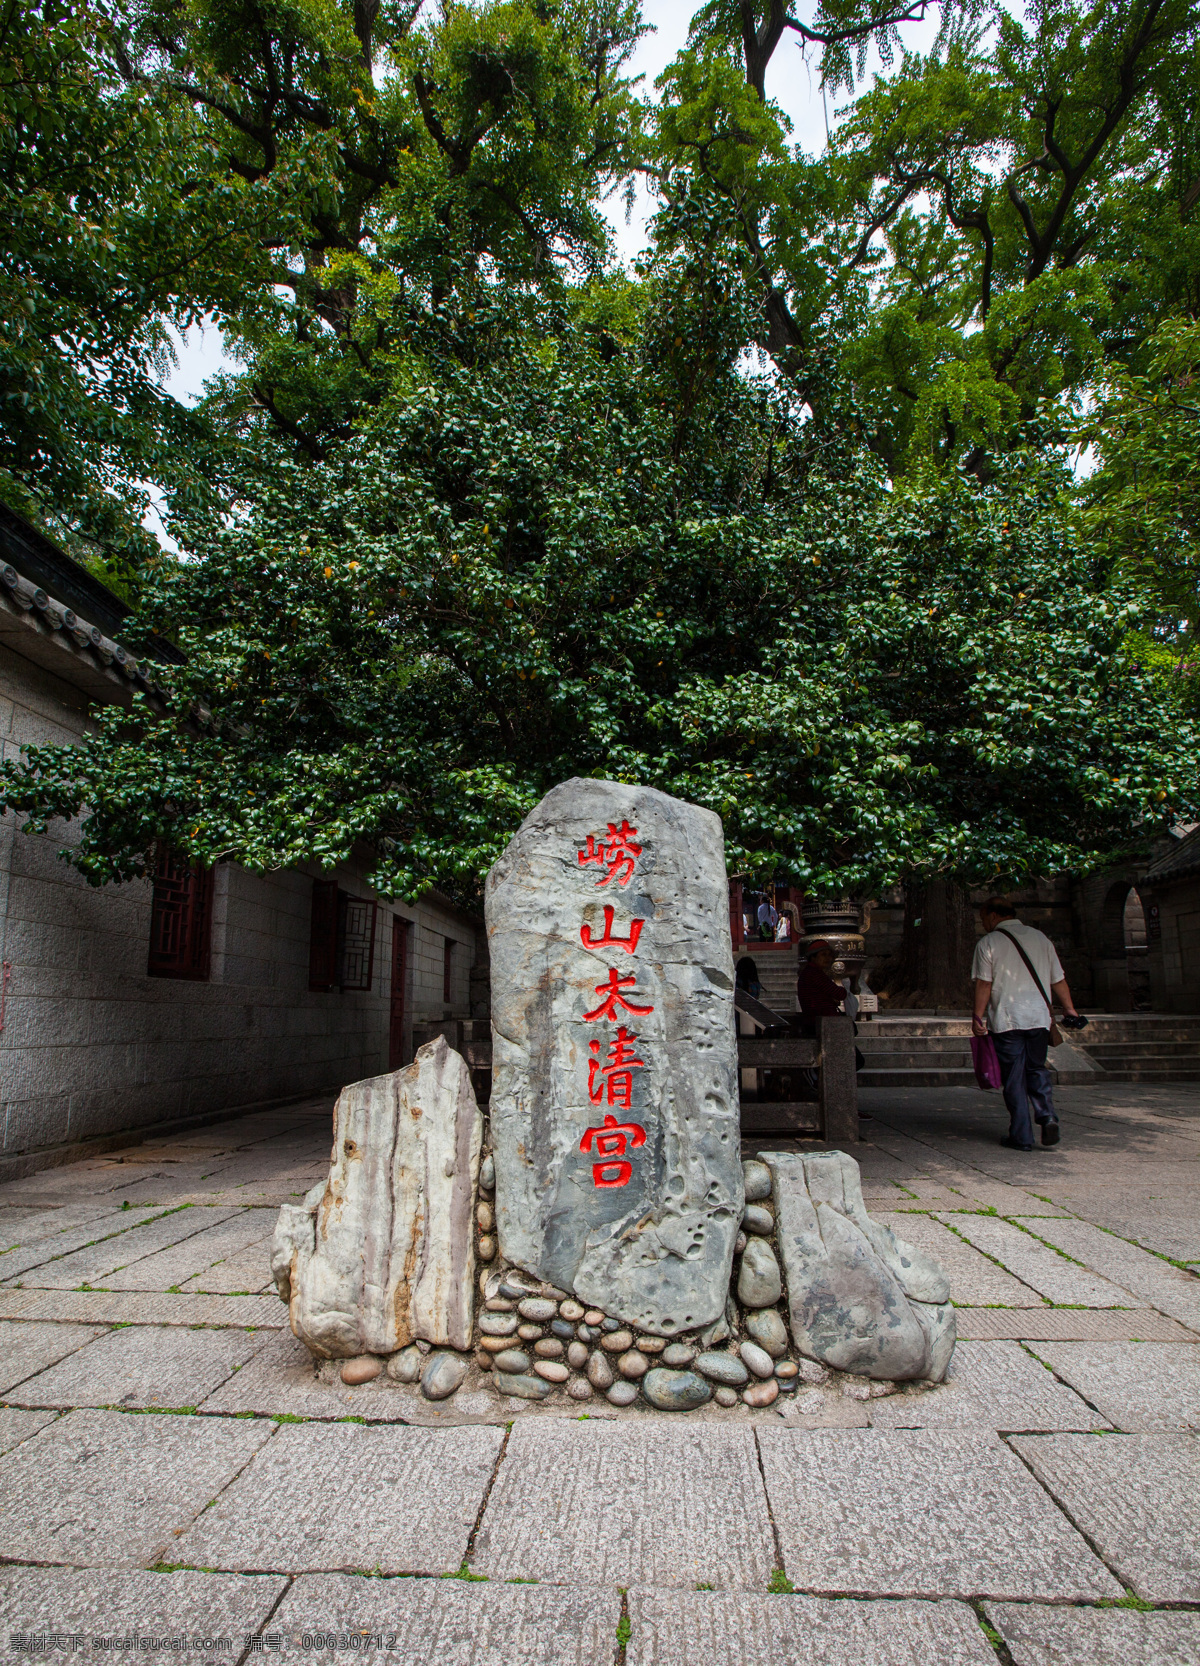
[309,880,377,992]
[147,847,213,980]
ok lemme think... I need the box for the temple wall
[0,642,482,1165]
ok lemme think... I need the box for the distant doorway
[1123,888,1151,1009]
[390,917,409,1069]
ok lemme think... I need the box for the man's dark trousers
[992,1028,1058,1147]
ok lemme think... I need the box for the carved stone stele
[272,1037,482,1358]
[485,777,743,1336]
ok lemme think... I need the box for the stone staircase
[857,1013,1200,1087]
[734,947,799,1015]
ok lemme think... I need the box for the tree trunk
[884,877,977,1009]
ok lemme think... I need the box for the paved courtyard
[0,1078,1197,1664]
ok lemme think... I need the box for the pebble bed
[337,1152,911,1412]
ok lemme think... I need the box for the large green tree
[2,0,1197,960]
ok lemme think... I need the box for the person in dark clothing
[796,940,870,1120]
[796,940,845,1023]
[735,957,763,1001]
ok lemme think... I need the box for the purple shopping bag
[971,1032,1002,1090]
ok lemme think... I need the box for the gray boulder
[761,1150,955,1382]
[486,777,743,1336]
[272,1037,482,1358]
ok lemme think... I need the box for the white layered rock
[762,1149,956,1381]
[486,777,743,1336]
[272,1037,482,1358]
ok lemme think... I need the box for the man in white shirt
[971,898,1082,1151]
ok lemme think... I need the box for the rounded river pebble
[479,1313,519,1337]
[474,1348,493,1372]
[518,1297,558,1323]
[484,1296,514,1313]
[743,1377,780,1408]
[641,1368,712,1412]
[734,1232,747,1255]
[492,1349,531,1374]
[534,1338,564,1358]
[534,1360,569,1383]
[421,1351,468,1401]
[739,1341,776,1380]
[587,1351,614,1390]
[567,1378,592,1400]
[775,1360,799,1380]
[661,1343,696,1368]
[478,1336,513,1354]
[479,1153,495,1191]
[742,1204,774,1236]
[550,1319,575,1340]
[600,1317,621,1333]
[744,1309,788,1357]
[636,1336,666,1354]
[476,1235,496,1262]
[495,1371,551,1400]
[606,1381,639,1406]
[742,1159,773,1202]
[714,1386,740,1407]
[559,1299,585,1322]
[738,1238,782,1308]
[694,1351,749,1387]
[385,1346,421,1384]
[618,1350,649,1380]
[517,1323,543,1341]
[477,1200,495,1232]
[567,1341,589,1371]
[341,1355,382,1386]
[600,1329,633,1353]
[584,1310,605,1326]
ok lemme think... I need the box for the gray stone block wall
[0,643,484,1161]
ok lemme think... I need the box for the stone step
[857,1050,974,1071]
[857,1068,981,1088]
[1086,1040,1200,1057]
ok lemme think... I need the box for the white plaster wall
[0,643,483,1158]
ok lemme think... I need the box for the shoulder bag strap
[995,926,1053,1019]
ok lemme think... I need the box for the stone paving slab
[175,1421,503,1575]
[757,1428,1121,1600]
[955,1307,1196,1341]
[0,1201,118,1249]
[0,1406,272,1568]
[866,1342,1106,1430]
[0,1207,166,1280]
[985,1601,1200,1666]
[1010,1433,1200,1600]
[272,1573,618,1664]
[5,1206,242,1289]
[11,1321,267,1410]
[874,1213,1047,1306]
[0,1567,288,1666]
[0,1287,286,1328]
[199,1331,409,1422]
[471,1422,776,1589]
[1014,1217,1200,1333]
[1028,1342,1200,1431]
[178,1240,275,1294]
[936,1215,1145,1306]
[0,1406,58,1455]
[101,1211,276,1292]
[625,1590,997,1666]
[0,1319,108,1394]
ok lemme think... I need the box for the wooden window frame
[147,847,214,981]
[309,879,378,993]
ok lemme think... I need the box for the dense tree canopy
[2,0,1199,906]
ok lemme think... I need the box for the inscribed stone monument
[486,778,743,1334]
[272,1036,482,1357]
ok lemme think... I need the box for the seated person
[796,939,845,1032]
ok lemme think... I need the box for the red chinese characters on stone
[579,904,644,956]
[588,1025,645,1110]
[582,967,655,1023]
[579,1112,647,1188]
[578,820,642,888]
